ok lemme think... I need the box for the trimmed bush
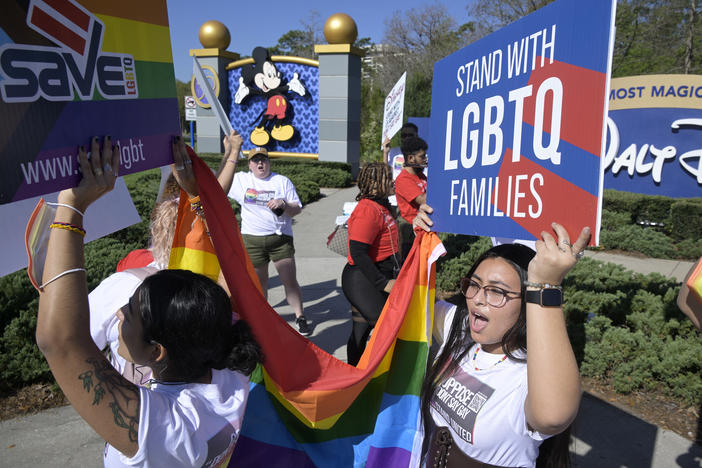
[669,199,702,241]
[600,225,676,258]
[600,208,632,231]
[601,189,702,260]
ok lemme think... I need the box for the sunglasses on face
[460,278,521,308]
[250,156,269,164]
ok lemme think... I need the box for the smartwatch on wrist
[525,288,563,307]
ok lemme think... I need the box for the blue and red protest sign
[427,0,616,244]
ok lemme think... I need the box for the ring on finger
[104,163,113,173]
[575,250,585,259]
[94,168,103,176]
[560,239,572,247]
[558,246,567,253]
[184,159,192,165]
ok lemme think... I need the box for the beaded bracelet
[50,222,86,237]
[190,200,205,217]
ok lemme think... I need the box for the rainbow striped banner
[686,259,702,306]
[175,154,446,466]
[0,0,180,204]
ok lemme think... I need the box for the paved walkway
[1,186,700,467]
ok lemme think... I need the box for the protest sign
[0,0,180,205]
[382,72,407,143]
[604,74,702,198]
[427,0,616,245]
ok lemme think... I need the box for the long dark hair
[136,270,262,381]
[420,244,572,467]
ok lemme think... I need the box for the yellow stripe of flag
[98,15,174,63]
[169,246,220,281]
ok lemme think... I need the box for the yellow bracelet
[50,222,86,237]
[188,195,200,204]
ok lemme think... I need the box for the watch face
[541,288,563,307]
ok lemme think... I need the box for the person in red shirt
[394,136,428,260]
[342,162,400,365]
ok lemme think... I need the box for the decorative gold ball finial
[198,20,231,49]
[323,13,358,45]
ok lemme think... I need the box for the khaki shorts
[242,233,295,267]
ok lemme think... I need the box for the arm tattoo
[79,358,140,443]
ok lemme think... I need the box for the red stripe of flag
[30,6,86,55]
[42,0,91,32]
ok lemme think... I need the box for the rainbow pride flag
[171,153,446,466]
[1,0,180,204]
[686,258,702,306]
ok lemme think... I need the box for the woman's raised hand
[171,136,198,197]
[223,129,243,159]
[412,203,434,232]
[528,223,591,286]
[57,136,120,212]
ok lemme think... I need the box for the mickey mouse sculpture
[234,47,306,146]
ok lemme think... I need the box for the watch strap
[525,288,563,307]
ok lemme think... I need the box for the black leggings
[342,259,394,365]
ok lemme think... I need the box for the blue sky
[166,0,456,82]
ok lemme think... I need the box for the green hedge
[601,190,702,260]
[670,200,702,241]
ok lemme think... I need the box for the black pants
[341,259,394,365]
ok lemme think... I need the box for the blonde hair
[150,178,180,268]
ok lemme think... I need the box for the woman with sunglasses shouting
[414,204,590,468]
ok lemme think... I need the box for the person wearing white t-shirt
[35,136,262,468]
[414,205,590,467]
[227,146,310,336]
[90,130,245,385]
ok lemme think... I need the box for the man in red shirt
[394,136,428,260]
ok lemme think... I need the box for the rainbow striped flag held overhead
[171,153,446,467]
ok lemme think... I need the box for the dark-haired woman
[342,162,401,366]
[35,136,261,467]
[414,204,589,467]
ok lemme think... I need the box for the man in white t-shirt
[228,147,310,336]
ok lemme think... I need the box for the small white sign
[0,178,141,277]
[185,108,197,121]
[184,95,196,109]
[381,72,407,143]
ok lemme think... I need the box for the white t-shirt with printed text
[429,301,549,468]
[103,369,249,467]
[228,171,301,236]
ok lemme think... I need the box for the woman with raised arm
[89,130,243,385]
[414,204,589,468]
[35,136,261,467]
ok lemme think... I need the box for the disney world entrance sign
[605,74,702,198]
